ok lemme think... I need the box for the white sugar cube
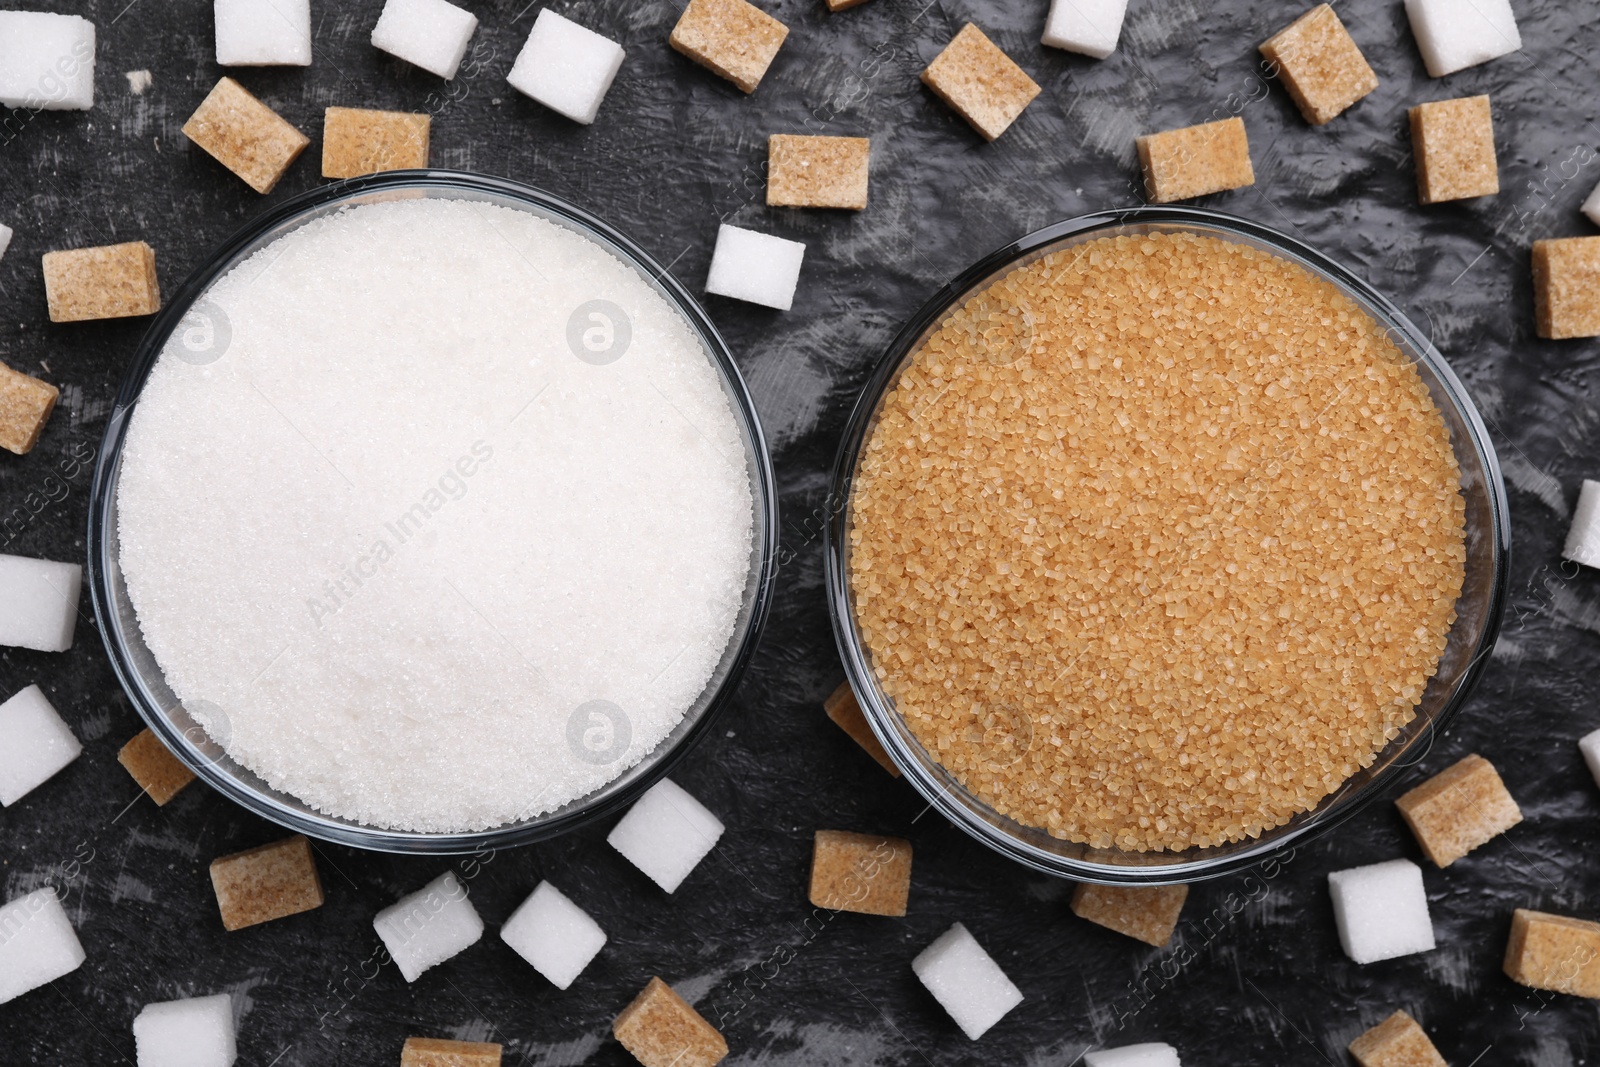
[911,922,1023,1041]
[1404,0,1520,78]
[607,777,724,893]
[1085,1043,1183,1067]
[0,685,81,807]
[373,871,484,982]
[1580,728,1600,791]
[0,888,86,1005]
[133,993,236,1067]
[1564,479,1600,569]
[705,224,806,311]
[1040,0,1127,60]
[1585,181,1600,230]
[0,223,13,262]
[500,880,607,990]
[506,9,625,125]
[0,553,83,652]
[1328,859,1436,964]
[214,0,311,66]
[0,12,96,111]
[371,0,479,80]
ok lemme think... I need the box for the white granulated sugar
[116,197,755,833]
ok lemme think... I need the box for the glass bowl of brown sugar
[825,207,1509,885]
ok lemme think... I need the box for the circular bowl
[89,170,777,854]
[826,206,1510,885]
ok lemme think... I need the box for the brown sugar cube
[208,835,325,931]
[824,681,900,777]
[1504,908,1600,999]
[809,830,912,916]
[0,363,59,456]
[400,1037,502,1067]
[669,0,789,94]
[825,0,872,9]
[117,728,197,806]
[1410,95,1498,204]
[1070,883,1188,947]
[1136,118,1256,204]
[1259,4,1379,125]
[41,242,161,323]
[767,134,870,210]
[182,77,311,194]
[322,107,431,180]
[613,976,729,1067]
[920,23,1040,142]
[1395,753,1521,867]
[1533,236,1600,340]
[1348,1011,1447,1067]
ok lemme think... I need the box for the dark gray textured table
[3,0,1599,1064]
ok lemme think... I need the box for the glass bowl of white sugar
[88,171,776,853]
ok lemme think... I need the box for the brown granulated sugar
[847,230,1466,852]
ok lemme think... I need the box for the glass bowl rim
[87,168,779,854]
[824,205,1512,885]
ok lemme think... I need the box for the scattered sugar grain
[214,0,310,66]
[114,198,755,833]
[0,12,95,111]
[911,922,1023,1040]
[0,555,82,652]
[0,686,80,806]
[506,9,626,125]
[133,993,236,1067]
[0,887,86,1005]
[500,880,607,989]
[1404,0,1520,78]
[1084,1044,1182,1067]
[374,871,484,982]
[1329,859,1436,964]
[848,231,1465,852]
[607,778,724,893]
[372,0,480,80]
